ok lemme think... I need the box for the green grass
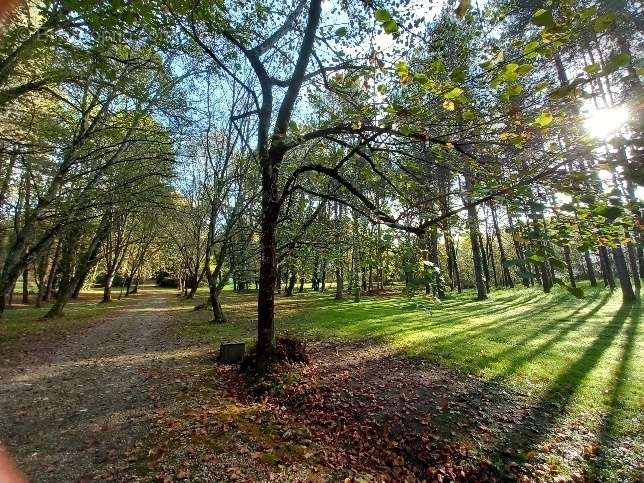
[178,283,642,439]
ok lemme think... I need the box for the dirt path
[0,290,195,482]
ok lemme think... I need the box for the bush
[158,276,178,288]
[94,272,127,287]
[154,271,179,288]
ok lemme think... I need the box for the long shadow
[488,292,613,379]
[419,295,579,354]
[497,303,636,468]
[426,297,568,343]
[591,303,641,480]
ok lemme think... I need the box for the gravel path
[0,291,189,482]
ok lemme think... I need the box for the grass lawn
[177,283,642,444]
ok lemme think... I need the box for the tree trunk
[451,236,462,293]
[478,232,491,293]
[43,240,61,302]
[564,246,576,288]
[464,173,487,300]
[491,204,513,288]
[335,263,343,299]
[253,0,323,369]
[334,202,344,299]
[485,229,498,289]
[21,265,29,304]
[320,258,326,292]
[428,227,444,298]
[507,214,529,287]
[45,237,76,318]
[285,268,296,296]
[625,237,641,291]
[599,246,616,290]
[612,244,636,303]
[102,272,115,303]
[45,215,108,318]
[583,251,597,287]
[256,188,280,368]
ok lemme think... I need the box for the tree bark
[21,266,29,304]
[464,173,487,300]
[612,244,636,303]
[43,239,61,302]
[599,246,616,290]
[334,202,344,299]
[564,246,576,288]
[478,232,491,293]
[320,258,326,292]
[491,204,513,288]
[45,216,108,318]
[624,237,641,291]
[583,251,597,287]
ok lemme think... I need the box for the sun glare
[583,105,629,139]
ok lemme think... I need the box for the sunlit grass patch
[175,283,642,442]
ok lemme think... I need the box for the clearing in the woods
[0,285,641,482]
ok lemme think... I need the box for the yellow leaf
[442,99,455,111]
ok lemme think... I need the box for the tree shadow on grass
[590,303,642,481]
[488,290,613,380]
[255,295,638,479]
[495,303,640,478]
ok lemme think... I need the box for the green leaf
[502,63,520,82]
[394,61,409,76]
[335,27,348,37]
[480,60,494,71]
[531,9,555,28]
[579,6,597,20]
[554,278,585,298]
[549,258,567,271]
[444,87,464,99]
[516,64,533,76]
[593,13,615,33]
[463,110,476,120]
[527,254,546,264]
[549,84,574,99]
[603,52,631,74]
[584,63,601,74]
[596,205,623,221]
[374,9,391,22]
[535,80,549,91]
[523,40,540,56]
[450,68,466,83]
[413,73,428,83]
[383,19,399,34]
[534,112,553,128]
[508,84,523,96]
